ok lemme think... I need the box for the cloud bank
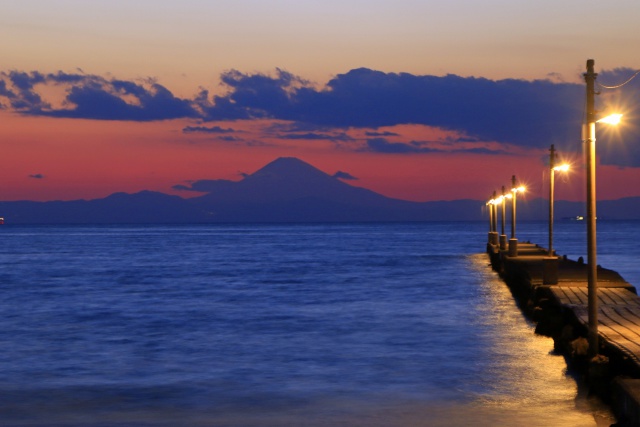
[2,67,639,165]
[0,71,198,120]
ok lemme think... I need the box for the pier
[487,240,640,426]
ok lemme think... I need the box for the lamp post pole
[549,144,556,257]
[500,185,507,250]
[585,59,599,357]
[487,196,496,246]
[492,190,498,244]
[511,175,517,239]
[508,175,519,257]
[487,200,493,244]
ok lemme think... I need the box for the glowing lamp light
[597,113,623,125]
[553,164,570,173]
[512,186,526,193]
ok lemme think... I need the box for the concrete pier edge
[486,240,640,426]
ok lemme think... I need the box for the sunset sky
[1,0,640,203]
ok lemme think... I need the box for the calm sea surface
[1,221,638,426]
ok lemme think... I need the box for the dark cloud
[278,132,353,141]
[8,70,45,90]
[333,171,358,180]
[218,136,243,142]
[202,68,586,152]
[598,68,640,90]
[462,147,511,155]
[0,79,15,98]
[267,122,333,133]
[203,67,640,166]
[365,138,431,154]
[453,136,481,143]
[182,125,235,133]
[546,72,565,83]
[29,173,45,179]
[199,69,306,121]
[2,66,639,166]
[365,137,509,155]
[1,71,50,110]
[54,80,196,120]
[0,71,198,120]
[594,67,640,167]
[365,130,400,137]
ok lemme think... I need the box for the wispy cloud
[365,130,400,137]
[277,132,353,141]
[364,138,433,154]
[182,125,236,134]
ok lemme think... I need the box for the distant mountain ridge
[188,157,443,222]
[1,157,639,223]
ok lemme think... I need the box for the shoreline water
[1,221,634,426]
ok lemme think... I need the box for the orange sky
[2,109,638,203]
[1,1,640,203]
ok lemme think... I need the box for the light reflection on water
[466,254,613,427]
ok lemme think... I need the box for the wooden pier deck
[553,289,640,364]
[487,240,640,424]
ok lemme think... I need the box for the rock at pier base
[588,354,611,398]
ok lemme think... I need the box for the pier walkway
[487,241,640,425]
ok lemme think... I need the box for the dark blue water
[1,221,634,426]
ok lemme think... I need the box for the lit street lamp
[486,192,499,246]
[486,199,493,244]
[491,190,498,245]
[499,186,508,250]
[508,175,525,257]
[584,59,623,357]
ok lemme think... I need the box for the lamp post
[544,145,569,285]
[487,193,499,246]
[508,175,525,257]
[549,145,557,257]
[486,199,493,245]
[584,58,601,357]
[499,186,507,250]
[492,190,498,245]
[548,144,570,257]
[584,59,623,356]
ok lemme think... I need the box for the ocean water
[1,221,636,426]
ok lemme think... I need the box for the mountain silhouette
[189,157,465,222]
[0,191,207,224]
[181,157,385,203]
[1,157,639,223]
